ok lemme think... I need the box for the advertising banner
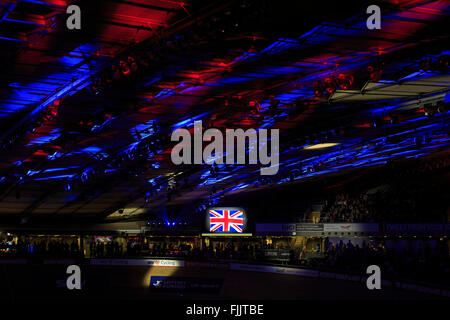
[229,263,319,278]
[149,276,223,294]
[323,223,379,233]
[385,223,450,234]
[255,223,296,235]
[296,223,324,232]
[90,258,184,267]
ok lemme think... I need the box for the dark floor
[0,262,445,301]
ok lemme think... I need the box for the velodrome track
[1,258,447,300]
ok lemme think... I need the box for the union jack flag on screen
[209,209,244,233]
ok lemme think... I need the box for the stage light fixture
[324,77,338,94]
[368,65,382,82]
[313,80,325,97]
[120,60,131,77]
[303,143,339,150]
[337,74,354,90]
[367,59,384,82]
[112,65,122,81]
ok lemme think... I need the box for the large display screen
[206,207,247,234]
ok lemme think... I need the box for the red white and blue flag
[209,209,244,233]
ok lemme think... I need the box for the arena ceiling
[0,0,448,226]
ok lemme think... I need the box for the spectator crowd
[317,238,449,286]
[320,184,448,223]
[1,236,448,286]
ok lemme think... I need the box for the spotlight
[324,77,338,94]
[128,56,138,73]
[368,60,384,82]
[112,65,122,81]
[368,65,382,82]
[313,80,325,97]
[118,208,124,214]
[120,60,131,77]
[337,74,354,90]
